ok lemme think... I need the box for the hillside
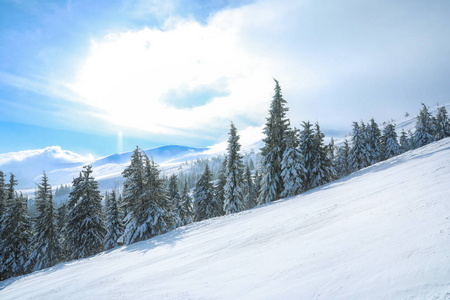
[1,138,449,299]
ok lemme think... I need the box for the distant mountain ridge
[0,145,208,190]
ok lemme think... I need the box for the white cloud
[70,0,450,142]
[73,16,275,137]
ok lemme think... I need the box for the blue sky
[1,0,449,157]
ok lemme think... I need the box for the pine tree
[224,122,244,214]
[399,129,410,153]
[243,165,257,209]
[381,124,400,160]
[27,172,60,271]
[434,106,450,140]
[193,164,216,221]
[104,190,124,250]
[280,129,304,197]
[214,157,227,216]
[121,147,145,241]
[0,174,31,280]
[298,121,315,191]
[413,103,435,148]
[259,79,290,204]
[253,170,262,205]
[180,180,193,226]
[0,171,5,228]
[366,118,382,165]
[311,122,334,188]
[66,166,106,260]
[168,174,183,228]
[56,202,69,261]
[349,122,367,171]
[335,139,351,178]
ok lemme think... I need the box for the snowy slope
[1,138,449,299]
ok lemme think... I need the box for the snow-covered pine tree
[298,121,315,191]
[413,103,435,148]
[366,118,382,165]
[66,166,106,260]
[168,174,183,228]
[349,122,367,171]
[335,139,351,178]
[399,129,410,154]
[0,171,5,228]
[224,122,244,214]
[243,165,257,209]
[139,156,171,238]
[104,190,124,250]
[214,157,227,216]
[359,121,371,168]
[434,106,450,140]
[327,137,336,162]
[253,170,262,204]
[311,122,334,188]
[56,202,69,261]
[259,79,289,204]
[381,124,400,160]
[180,180,193,225]
[280,129,304,197]
[0,174,31,280]
[193,164,216,221]
[121,147,145,245]
[27,172,60,271]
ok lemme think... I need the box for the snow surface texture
[1,138,450,299]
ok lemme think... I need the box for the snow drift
[1,138,450,299]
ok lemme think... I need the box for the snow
[1,138,450,299]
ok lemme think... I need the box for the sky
[0,0,449,158]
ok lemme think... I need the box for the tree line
[1,80,449,281]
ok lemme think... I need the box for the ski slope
[1,138,450,299]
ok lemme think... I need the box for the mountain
[1,138,449,299]
[0,145,208,190]
[0,146,91,189]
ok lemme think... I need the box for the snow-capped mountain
[1,137,449,299]
[0,145,208,190]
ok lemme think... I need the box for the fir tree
[298,121,315,191]
[349,122,367,171]
[366,118,381,165]
[311,122,334,188]
[413,103,435,148]
[193,164,216,221]
[253,170,262,205]
[123,155,171,244]
[0,174,31,280]
[224,122,244,214]
[399,129,410,153]
[121,147,145,240]
[327,137,336,162]
[335,139,351,178]
[381,124,400,160]
[168,174,183,228]
[214,157,227,216]
[243,165,257,209]
[66,166,106,260]
[56,202,69,261]
[434,106,450,140]
[281,129,304,197]
[259,79,289,204]
[104,190,124,250]
[27,172,60,271]
[180,180,193,225]
[0,171,5,228]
